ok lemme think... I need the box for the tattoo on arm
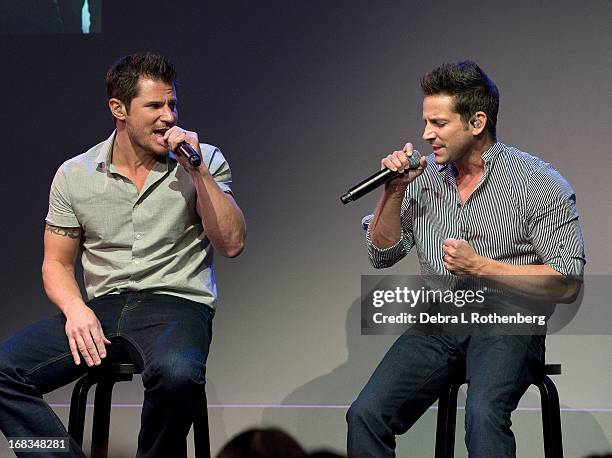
[45,224,81,239]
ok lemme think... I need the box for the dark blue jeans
[0,292,213,458]
[347,334,545,458]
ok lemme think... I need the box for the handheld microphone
[340,150,421,204]
[176,142,202,167]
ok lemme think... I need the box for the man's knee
[347,397,381,429]
[465,396,511,434]
[145,353,206,396]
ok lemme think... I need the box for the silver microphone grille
[406,149,421,168]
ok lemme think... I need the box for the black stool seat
[68,362,210,458]
[435,363,563,458]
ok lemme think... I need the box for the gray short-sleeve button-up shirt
[46,132,233,309]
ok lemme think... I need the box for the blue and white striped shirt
[367,142,585,278]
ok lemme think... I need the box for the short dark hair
[420,60,499,140]
[106,53,177,110]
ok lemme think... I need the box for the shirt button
[136,234,142,239]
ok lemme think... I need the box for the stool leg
[435,384,460,458]
[193,391,211,458]
[90,379,117,458]
[538,376,563,458]
[68,373,98,447]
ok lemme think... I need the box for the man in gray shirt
[0,53,246,456]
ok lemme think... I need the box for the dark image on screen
[0,0,102,33]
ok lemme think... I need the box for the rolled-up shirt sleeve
[45,164,80,228]
[527,165,586,278]
[365,194,416,268]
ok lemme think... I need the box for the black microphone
[340,150,421,204]
[175,142,202,167]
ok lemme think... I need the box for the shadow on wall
[262,296,611,457]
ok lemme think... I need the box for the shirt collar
[95,130,174,173]
[95,131,117,170]
[481,141,504,165]
[436,141,505,175]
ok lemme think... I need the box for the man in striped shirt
[347,61,585,457]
